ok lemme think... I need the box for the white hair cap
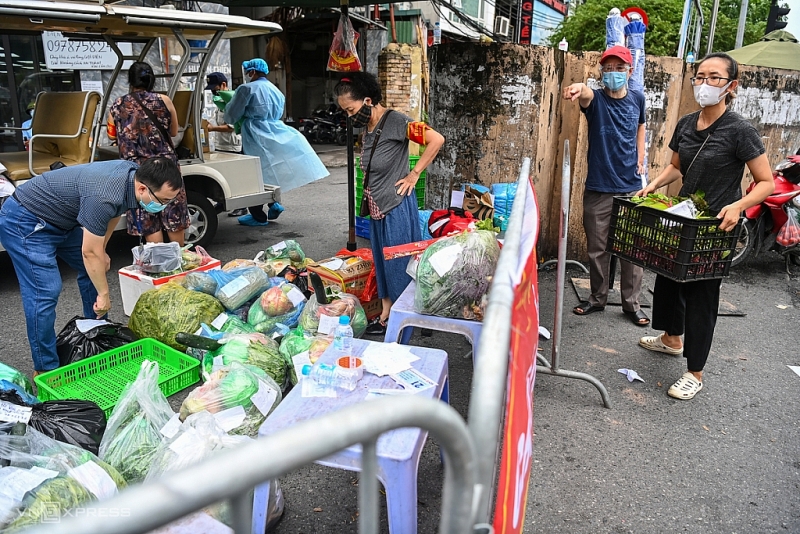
[629,12,642,21]
[608,7,621,17]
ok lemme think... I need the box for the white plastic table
[251,338,449,534]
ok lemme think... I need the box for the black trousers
[651,275,722,372]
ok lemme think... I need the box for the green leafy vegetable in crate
[415,230,500,320]
[201,333,288,389]
[630,191,710,218]
[98,361,175,484]
[179,362,281,437]
[129,282,224,350]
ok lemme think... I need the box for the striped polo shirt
[14,160,139,236]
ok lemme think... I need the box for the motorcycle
[731,155,800,268]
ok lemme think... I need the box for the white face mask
[693,81,732,108]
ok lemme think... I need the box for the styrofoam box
[119,258,221,316]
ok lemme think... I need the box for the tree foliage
[548,0,775,56]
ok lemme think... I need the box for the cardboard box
[119,258,221,316]
[361,297,382,321]
[307,255,373,299]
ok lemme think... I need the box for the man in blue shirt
[0,157,182,374]
[563,45,649,326]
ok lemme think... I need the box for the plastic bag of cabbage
[414,230,500,320]
[0,423,126,531]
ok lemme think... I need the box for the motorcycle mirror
[775,160,795,172]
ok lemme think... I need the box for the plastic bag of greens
[55,316,138,367]
[414,230,500,320]
[129,282,224,350]
[209,312,256,335]
[179,362,281,437]
[0,423,126,531]
[180,245,213,271]
[144,411,285,529]
[98,361,175,484]
[222,258,276,277]
[278,328,332,384]
[264,240,305,266]
[298,291,367,337]
[184,271,218,295]
[0,388,106,455]
[201,333,287,389]
[0,362,33,397]
[247,281,307,334]
[207,267,270,311]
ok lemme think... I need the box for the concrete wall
[428,42,800,258]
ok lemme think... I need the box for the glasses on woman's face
[690,76,730,87]
[601,65,630,73]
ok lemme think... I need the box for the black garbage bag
[0,389,107,455]
[56,316,138,367]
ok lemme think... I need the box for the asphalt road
[0,165,798,533]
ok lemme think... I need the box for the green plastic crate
[355,155,425,212]
[35,338,200,418]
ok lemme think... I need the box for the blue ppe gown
[224,78,329,192]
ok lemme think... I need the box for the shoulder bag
[359,109,395,217]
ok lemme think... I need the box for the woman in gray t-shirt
[635,53,774,400]
[335,73,445,334]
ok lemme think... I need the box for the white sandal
[668,372,703,400]
[639,334,683,356]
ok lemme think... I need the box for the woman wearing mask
[636,53,773,400]
[334,73,445,335]
[224,58,329,226]
[108,61,189,245]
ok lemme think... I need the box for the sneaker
[238,214,269,227]
[228,208,248,217]
[364,317,387,336]
[267,202,285,220]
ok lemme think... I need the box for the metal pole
[343,0,357,252]
[707,0,721,54]
[677,0,693,58]
[536,140,612,409]
[693,8,703,58]
[550,141,571,372]
[359,439,379,533]
[735,0,748,49]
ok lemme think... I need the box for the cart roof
[0,0,282,40]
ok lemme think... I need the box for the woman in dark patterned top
[108,62,189,245]
[635,53,774,400]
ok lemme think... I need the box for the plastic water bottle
[433,22,441,45]
[333,315,353,352]
[686,51,695,64]
[301,363,359,391]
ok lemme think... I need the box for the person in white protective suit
[224,58,330,226]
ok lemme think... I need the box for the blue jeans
[0,197,96,371]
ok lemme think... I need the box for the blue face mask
[139,190,167,213]
[602,71,628,91]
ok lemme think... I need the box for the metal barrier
[25,158,544,533]
[23,397,478,534]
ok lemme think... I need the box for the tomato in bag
[328,13,362,72]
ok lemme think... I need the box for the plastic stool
[384,282,483,364]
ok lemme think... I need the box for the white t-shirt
[212,108,241,153]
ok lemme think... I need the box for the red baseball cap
[600,45,633,65]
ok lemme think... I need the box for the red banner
[493,176,539,533]
[518,0,533,44]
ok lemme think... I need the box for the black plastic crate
[606,196,741,282]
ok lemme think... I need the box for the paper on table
[788,365,800,379]
[292,351,312,382]
[618,368,644,383]
[320,258,345,271]
[75,319,111,333]
[360,342,419,377]
[365,388,415,400]
[391,368,437,392]
[427,244,463,277]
